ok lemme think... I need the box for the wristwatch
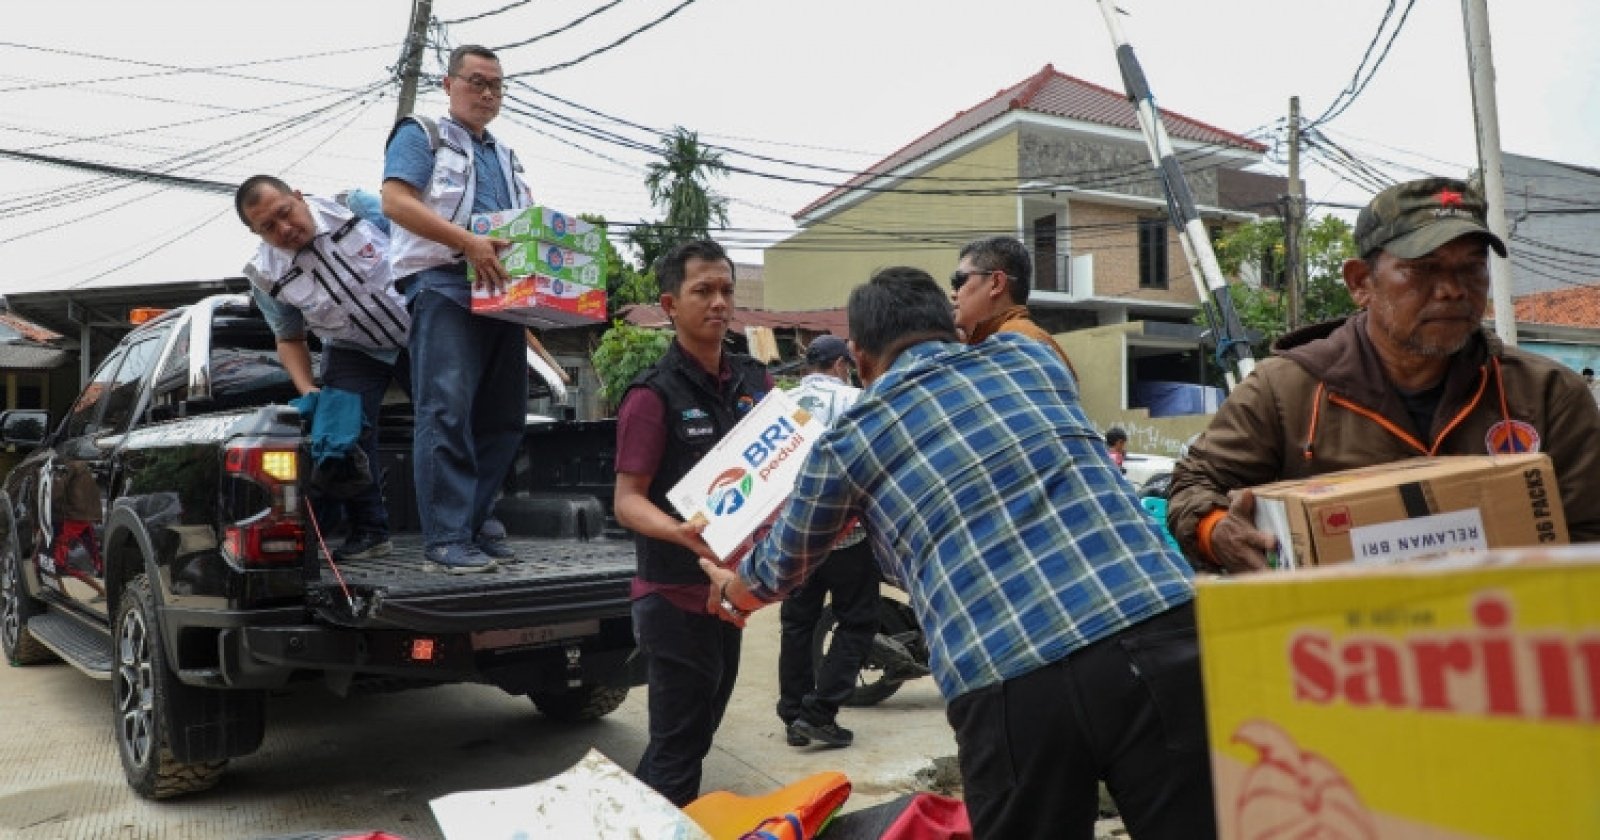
[718,582,749,619]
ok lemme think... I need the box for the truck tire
[1,540,55,666]
[528,684,629,722]
[114,573,264,799]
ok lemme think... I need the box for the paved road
[0,606,957,839]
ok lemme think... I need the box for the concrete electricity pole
[1284,96,1305,332]
[395,0,434,122]
[1462,0,1517,345]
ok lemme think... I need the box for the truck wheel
[528,684,629,721]
[113,574,229,799]
[1,542,55,666]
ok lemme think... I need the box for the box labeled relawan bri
[667,389,826,565]
[1197,547,1600,839]
[1251,454,1566,569]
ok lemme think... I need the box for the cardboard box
[469,207,606,253]
[471,273,606,328]
[1251,454,1566,569]
[471,240,608,287]
[1197,547,1600,839]
[667,389,827,564]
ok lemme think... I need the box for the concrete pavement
[0,605,958,839]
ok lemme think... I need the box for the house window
[1033,215,1059,292]
[1139,217,1169,290]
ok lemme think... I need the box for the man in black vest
[613,239,772,806]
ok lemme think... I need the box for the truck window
[147,322,191,422]
[99,333,167,434]
[62,346,128,440]
[208,320,302,409]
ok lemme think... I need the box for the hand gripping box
[1196,546,1600,839]
[667,388,825,565]
[1250,454,1566,569]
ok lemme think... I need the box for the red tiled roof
[1509,285,1600,328]
[622,304,849,338]
[0,311,62,343]
[795,64,1266,219]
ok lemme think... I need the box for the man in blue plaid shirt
[702,267,1215,840]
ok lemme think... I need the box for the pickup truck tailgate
[311,535,638,633]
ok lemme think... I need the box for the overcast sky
[1,0,1596,296]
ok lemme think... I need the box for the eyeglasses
[950,269,1005,291]
[453,74,505,96]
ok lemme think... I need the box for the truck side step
[29,613,113,679]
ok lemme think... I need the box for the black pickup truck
[0,294,641,799]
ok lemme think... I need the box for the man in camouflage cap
[1167,177,1600,573]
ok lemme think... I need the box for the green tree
[590,321,672,412]
[626,126,730,268]
[1210,214,1360,352]
[581,213,659,319]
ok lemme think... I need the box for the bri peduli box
[467,205,609,328]
[1196,545,1600,839]
[667,388,827,565]
[1250,454,1566,570]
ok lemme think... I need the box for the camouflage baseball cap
[1354,177,1508,260]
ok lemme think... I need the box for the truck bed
[312,535,640,633]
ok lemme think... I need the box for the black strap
[330,216,361,243]
[386,114,441,152]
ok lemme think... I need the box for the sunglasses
[950,269,1007,291]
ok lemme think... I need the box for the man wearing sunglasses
[951,236,1078,380]
[382,44,535,573]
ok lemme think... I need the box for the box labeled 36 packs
[667,389,826,565]
[468,204,609,327]
[1197,547,1600,839]
[1250,454,1566,569]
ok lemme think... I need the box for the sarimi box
[469,207,606,253]
[1250,454,1566,569]
[1196,546,1600,839]
[667,389,826,565]
[471,273,606,328]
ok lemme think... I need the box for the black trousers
[946,601,1215,840]
[632,593,742,807]
[776,538,879,726]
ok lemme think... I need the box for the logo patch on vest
[737,394,756,414]
[357,243,377,261]
[679,408,714,442]
[1485,420,1540,454]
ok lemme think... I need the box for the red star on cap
[1437,189,1464,207]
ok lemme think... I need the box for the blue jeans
[406,289,527,549]
[314,345,410,539]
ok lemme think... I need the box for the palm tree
[628,126,729,269]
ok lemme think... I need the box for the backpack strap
[386,114,441,152]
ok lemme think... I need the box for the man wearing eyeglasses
[381,44,534,573]
[1168,177,1600,575]
[951,236,1077,380]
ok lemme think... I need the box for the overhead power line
[1307,0,1418,129]
[0,40,374,93]
[505,0,702,77]
[0,148,234,193]
[0,42,396,95]
[490,1,629,52]
[442,0,535,25]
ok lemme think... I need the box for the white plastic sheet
[429,748,713,840]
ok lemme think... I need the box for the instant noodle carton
[1250,454,1566,569]
[469,206,606,253]
[667,388,827,565]
[473,241,607,286]
[470,273,606,328]
[1196,546,1600,839]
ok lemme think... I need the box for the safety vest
[243,195,410,351]
[385,114,533,278]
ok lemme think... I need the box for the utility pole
[1462,0,1517,345]
[395,0,434,122]
[1284,96,1305,331]
[1094,0,1255,389]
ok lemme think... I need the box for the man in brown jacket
[1168,178,1600,573]
[952,236,1078,379]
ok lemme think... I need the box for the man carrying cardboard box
[381,44,534,573]
[612,239,774,807]
[702,268,1212,840]
[1169,177,1600,574]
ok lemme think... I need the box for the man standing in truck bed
[238,175,410,561]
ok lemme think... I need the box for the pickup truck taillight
[222,439,305,567]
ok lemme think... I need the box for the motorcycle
[812,588,932,707]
